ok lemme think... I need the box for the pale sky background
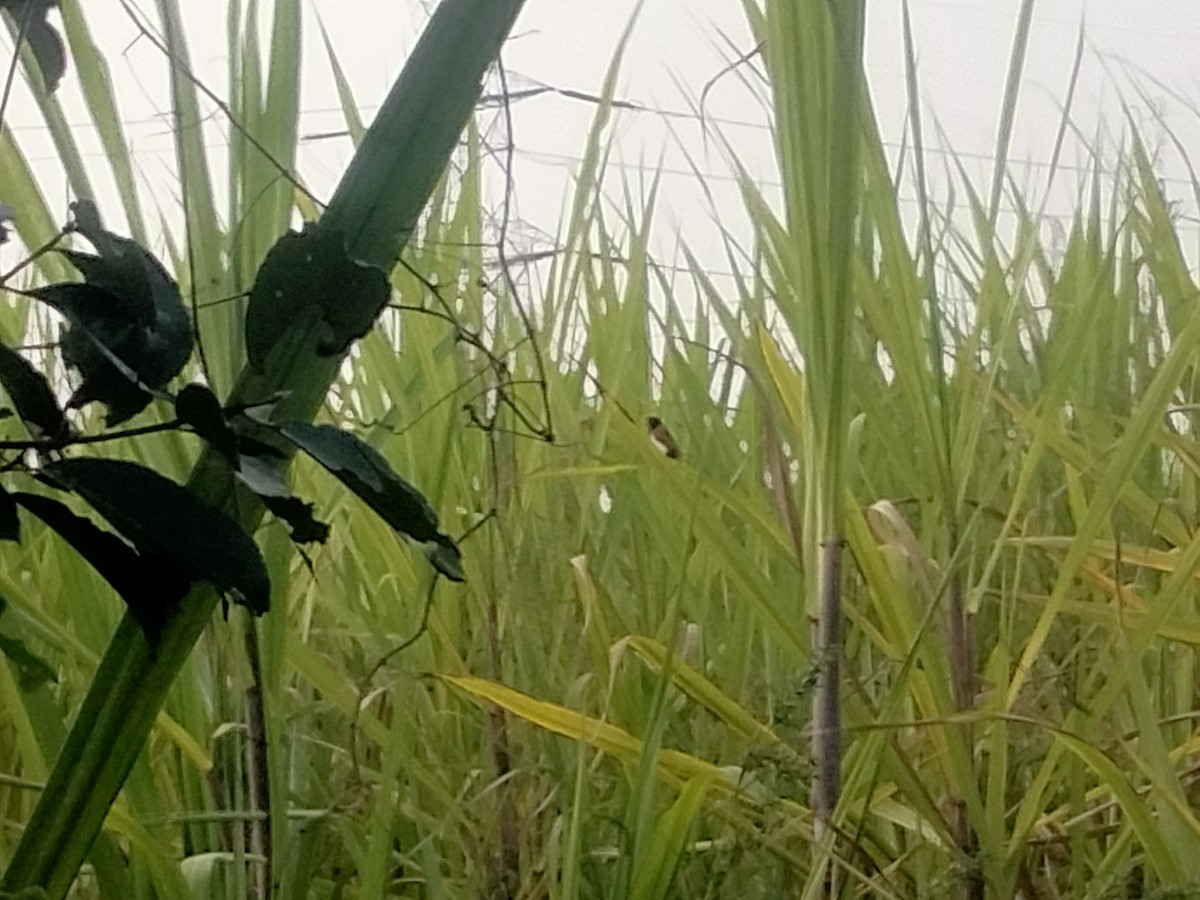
[4,1,1199,289]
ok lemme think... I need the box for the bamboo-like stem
[811,536,843,829]
[946,532,981,900]
[244,619,270,900]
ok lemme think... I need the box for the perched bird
[28,200,193,425]
[647,415,680,459]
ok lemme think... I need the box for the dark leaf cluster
[0,202,464,653]
[241,220,462,573]
[1,460,268,642]
[174,384,330,546]
[26,201,193,426]
[0,0,66,93]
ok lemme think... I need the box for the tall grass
[3,0,1200,897]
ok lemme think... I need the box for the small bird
[647,416,680,459]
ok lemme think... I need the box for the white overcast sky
[4,1,1199,281]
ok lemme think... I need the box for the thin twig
[0,418,183,451]
[0,228,67,286]
[494,60,553,443]
[115,0,321,210]
[392,262,548,439]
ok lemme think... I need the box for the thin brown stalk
[244,620,271,900]
[947,529,980,900]
[812,536,843,835]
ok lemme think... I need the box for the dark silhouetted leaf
[176,383,238,462]
[28,284,152,425]
[237,434,287,459]
[43,458,271,614]
[261,494,329,545]
[427,540,464,582]
[13,492,189,639]
[66,200,176,327]
[275,421,463,580]
[245,224,390,372]
[29,281,131,326]
[0,342,66,440]
[24,13,64,93]
[28,201,193,426]
[60,249,154,326]
[236,453,329,545]
[1,0,66,93]
[0,484,18,542]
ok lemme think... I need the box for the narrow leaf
[274,420,461,579]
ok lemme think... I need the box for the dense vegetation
[3,1,1200,898]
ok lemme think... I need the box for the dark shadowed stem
[244,619,271,900]
[484,74,527,885]
[484,424,520,899]
[812,535,844,886]
[947,539,975,715]
[485,620,520,900]
[946,528,981,900]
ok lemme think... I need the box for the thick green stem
[0,1,525,893]
[0,588,222,893]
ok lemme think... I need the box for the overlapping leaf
[235,453,329,545]
[174,383,238,462]
[13,491,190,637]
[274,420,463,580]
[29,201,193,425]
[174,385,328,544]
[43,458,270,613]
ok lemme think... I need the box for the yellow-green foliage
[3,1,1200,898]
